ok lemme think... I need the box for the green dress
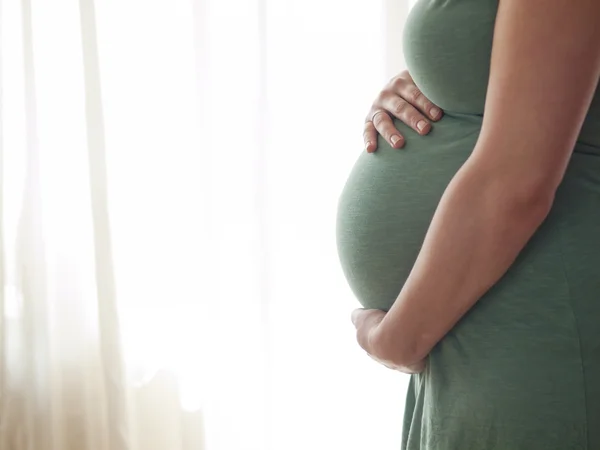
[336,0,600,448]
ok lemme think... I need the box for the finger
[351,308,367,327]
[391,77,443,122]
[363,121,378,153]
[383,96,432,136]
[351,308,385,331]
[351,309,386,353]
[371,111,405,149]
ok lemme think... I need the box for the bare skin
[363,70,443,152]
[352,0,600,372]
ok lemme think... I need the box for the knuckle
[407,86,423,104]
[393,99,408,115]
[374,91,388,105]
[387,74,399,86]
[391,76,405,90]
[372,112,388,127]
[366,108,379,122]
[398,69,410,79]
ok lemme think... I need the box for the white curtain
[0,0,413,449]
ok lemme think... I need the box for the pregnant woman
[336,0,600,448]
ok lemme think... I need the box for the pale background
[0,0,417,448]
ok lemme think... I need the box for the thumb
[352,309,386,353]
[351,308,366,327]
[351,308,386,330]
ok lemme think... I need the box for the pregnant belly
[336,114,481,311]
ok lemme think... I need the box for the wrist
[373,313,426,369]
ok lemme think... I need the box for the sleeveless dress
[335,0,600,448]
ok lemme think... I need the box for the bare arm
[366,0,600,366]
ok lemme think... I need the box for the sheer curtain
[0,0,412,449]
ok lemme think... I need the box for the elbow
[374,325,429,369]
[465,159,557,230]
[394,342,422,369]
[499,178,556,229]
[402,331,438,367]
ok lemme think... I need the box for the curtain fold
[16,0,50,446]
[0,0,6,439]
[78,0,130,447]
[0,0,412,449]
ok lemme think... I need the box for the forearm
[377,156,554,366]
[353,0,600,373]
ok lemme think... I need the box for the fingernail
[417,120,427,132]
[430,107,441,119]
[391,135,401,146]
[365,141,372,152]
[351,309,364,326]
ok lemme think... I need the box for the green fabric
[335,0,600,448]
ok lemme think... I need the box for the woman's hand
[351,308,426,374]
[365,70,443,152]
